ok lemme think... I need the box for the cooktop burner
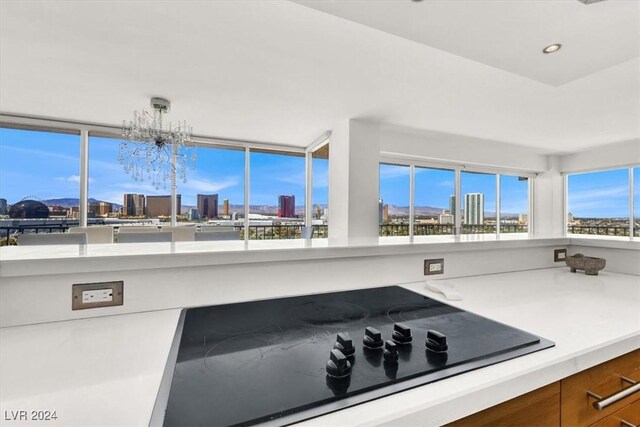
[151,286,554,426]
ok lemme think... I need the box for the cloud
[569,185,628,202]
[55,175,95,184]
[380,165,410,179]
[1,145,79,162]
[181,176,240,193]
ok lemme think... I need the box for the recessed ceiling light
[543,44,562,54]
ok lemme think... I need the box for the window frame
[1,115,312,241]
[379,154,535,239]
[563,165,639,240]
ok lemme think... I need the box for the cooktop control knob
[383,340,399,363]
[333,333,356,357]
[426,330,448,353]
[326,349,352,378]
[363,327,384,350]
[392,323,413,344]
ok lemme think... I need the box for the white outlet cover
[82,289,113,304]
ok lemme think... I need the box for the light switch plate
[424,259,444,275]
[72,281,123,310]
[554,249,567,262]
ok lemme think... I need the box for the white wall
[1,243,567,328]
[560,139,640,173]
[568,244,640,276]
[329,119,380,245]
[378,124,549,172]
[533,155,565,236]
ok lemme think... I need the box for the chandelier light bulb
[120,98,196,190]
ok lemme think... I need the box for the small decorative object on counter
[566,253,606,276]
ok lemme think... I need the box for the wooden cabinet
[446,349,640,427]
[561,349,640,427]
[446,382,560,427]
[589,399,640,427]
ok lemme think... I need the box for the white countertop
[1,268,638,426]
[2,235,637,278]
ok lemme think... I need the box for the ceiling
[295,0,640,87]
[0,0,638,154]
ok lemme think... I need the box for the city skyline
[0,129,327,209]
[1,128,638,219]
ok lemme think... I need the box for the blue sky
[379,164,529,215]
[568,168,631,218]
[0,128,327,207]
[1,128,637,218]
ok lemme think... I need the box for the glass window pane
[89,136,178,224]
[249,150,305,239]
[379,163,410,236]
[1,128,80,237]
[414,167,455,236]
[635,167,639,238]
[460,171,496,234]
[177,145,245,227]
[500,175,529,233]
[567,169,629,237]
[312,145,329,238]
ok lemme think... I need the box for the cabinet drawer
[561,349,640,427]
[589,399,640,427]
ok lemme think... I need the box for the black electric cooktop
[151,286,553,426]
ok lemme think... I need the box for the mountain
[42,198,123,210]
[388,205,518,218]
[387,205,443,217]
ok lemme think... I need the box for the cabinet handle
[587,377,640,411]
[620,420,636,427]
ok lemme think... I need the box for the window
[414,167,455,236]
[379,163,410,236]
[311,144,329,238]
[249,149,305,239]
[89,135,187,223]
[460,171,496,234]
[0,127,80,225]
[500,175,529,233]
[567,168,629,237]
[177,145,245,226]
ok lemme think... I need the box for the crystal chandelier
[120,97,196,190]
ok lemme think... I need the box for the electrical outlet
[82,288,113,304]
[73,281,123,310]
[554,249,567,262]
[424,259,444,275]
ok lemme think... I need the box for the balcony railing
[567,225,631,237]
[246,224,328,240]
[380,223,528,236]
[0,219,107,245]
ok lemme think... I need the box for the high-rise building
[89,201,113,216]
[0,198,7,215]
[449,195,456,220]
[147,195,181,217]
[278,195,295,218]
[439,211,454,224]
[382,204,389,223]
[464,193,484,225]
[187,208,199,221]
[223,199,229,216]
[379,198,384,225]
[123,193,145,216]
[197,194,219,219]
